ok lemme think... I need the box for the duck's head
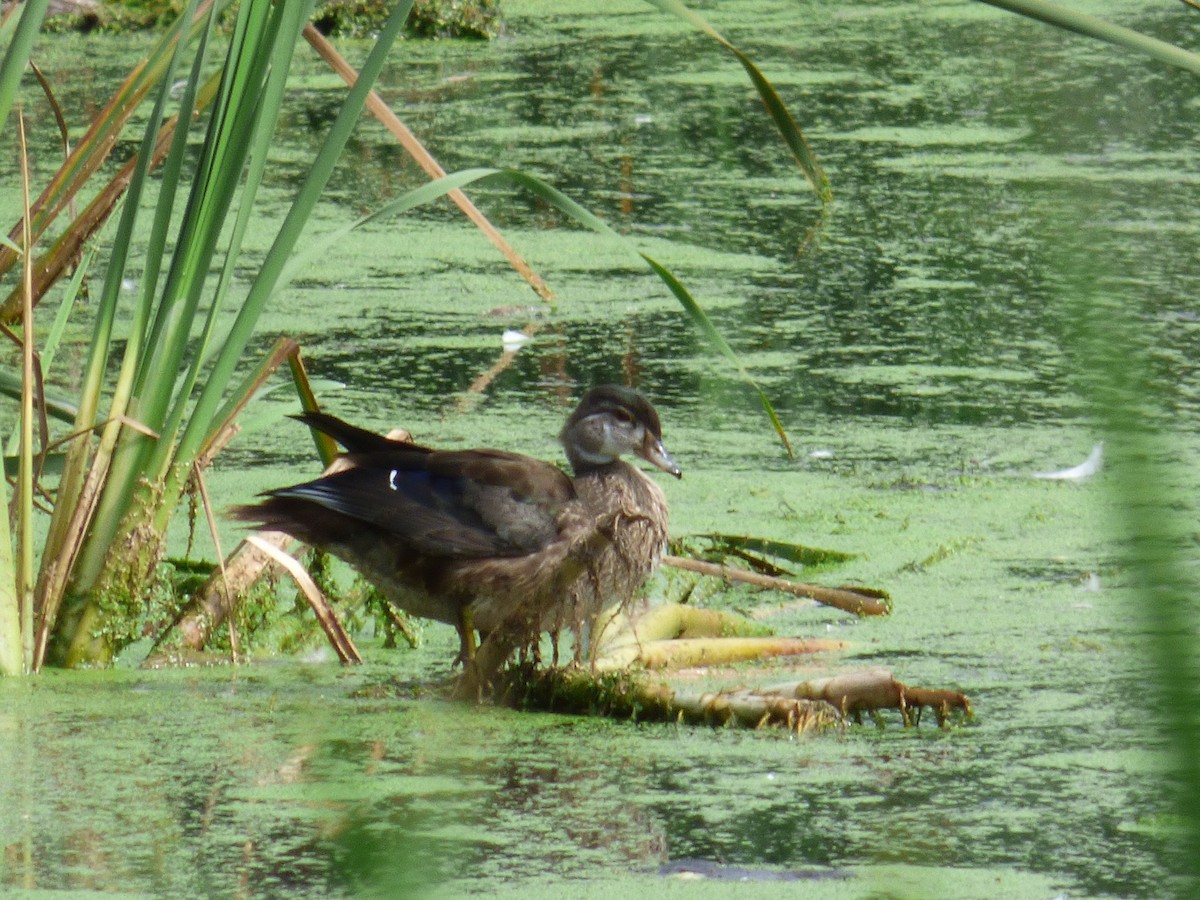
[560,385,681,478]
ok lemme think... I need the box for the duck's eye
[610,408,634,425]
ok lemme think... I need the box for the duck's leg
[454,605,478,668]
[450,629,517,702]
[450,606,486,701]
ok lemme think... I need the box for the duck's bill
[639,436,682,479]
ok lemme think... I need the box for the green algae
[825,126,1032,146]
[2,0,1199,895]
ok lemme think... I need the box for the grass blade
[35,0,212,659]
[33,0,215,625]
[978,0,1200,75]
[149,1,311,484]
[0,462,16,673]
[0,3,226,305]
[642,0,831,204]
[168,0,416,491]
[16,111,36,673]
[0,0,49,139]
[640,252,794,456]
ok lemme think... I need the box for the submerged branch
[495,664,970,733]
[781,669,973,727]
[246,536,361,665]
[495,663,842,734]
[168,534,289,653]
[663,554,892,617]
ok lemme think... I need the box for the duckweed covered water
[2,1,1198,896]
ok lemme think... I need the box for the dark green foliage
[43,0,504,39]
[313,0,504,40]
[496,660,668,722]
[408,0,501,39]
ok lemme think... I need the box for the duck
[233,385,680,692]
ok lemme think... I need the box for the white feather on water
[1032,443,1104,481]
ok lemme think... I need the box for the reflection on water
[1,1,1197,896]
[236,0,1200,437]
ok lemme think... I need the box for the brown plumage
[233,385,680,687]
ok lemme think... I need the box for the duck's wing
[292,410,430,454]
[238,447,575,559]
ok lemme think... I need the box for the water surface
[2,1,1198,896]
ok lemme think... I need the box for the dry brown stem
[302,23,553,304]
[663,554,892,616]
[246,536,361,665]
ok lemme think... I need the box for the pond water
[2,0,1199,896]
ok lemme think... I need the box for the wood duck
[234,385,680,688]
